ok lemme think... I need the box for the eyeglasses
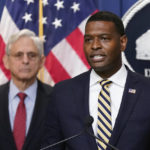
[9,52,40,61]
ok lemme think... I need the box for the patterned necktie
[97,79,112,150]
[13,92,26,150]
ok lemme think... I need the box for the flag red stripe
[0,36,11,79]
[45,52,71,83]
[91,10,99,15]
[66,28,90,69]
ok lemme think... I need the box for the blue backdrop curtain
[98,0,138,17]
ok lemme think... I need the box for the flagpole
[38,0,45,83]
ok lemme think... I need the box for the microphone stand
[86,128,119,150]
[40,130,85,150]
[40,116,119,150]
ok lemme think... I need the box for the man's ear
[120,35,128,52]
[3,54,10,70]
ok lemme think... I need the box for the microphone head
[84,115,94,127]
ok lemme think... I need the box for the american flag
[0,0,98,86]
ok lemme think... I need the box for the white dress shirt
[9,80,37,135]
[89,64,127,135]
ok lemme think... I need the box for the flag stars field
[71,2,80,13]
[24,0,34,5]
[54,0,64,11]
[42,0,49,6]
[52,18,62,29]
[22,12,32,23]
[42,17,47,25]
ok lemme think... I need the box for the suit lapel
[0,82,17,149]
[23,81,49,148]
[109,70,142,147]
[79,70,98,150]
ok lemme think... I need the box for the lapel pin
[128,88,136,94]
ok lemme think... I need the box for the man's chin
[17,76,34,82]
[92,66,105,72]
[92,66,110,74]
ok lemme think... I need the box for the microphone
[85,116,119,150]
[40,116,93,150]
[40,116,119,150]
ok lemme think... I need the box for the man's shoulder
[37,80,53,95]
[0,82,9,92]
[127,70,150,86]
[55,70,90,88]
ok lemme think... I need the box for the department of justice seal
[122,0,150,77]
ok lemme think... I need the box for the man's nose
[22,54,29,63]
[91,38,102,50]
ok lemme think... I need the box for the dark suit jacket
[0,80,52,150]
[42,69,150,150]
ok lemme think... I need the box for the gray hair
[6,29,44,56]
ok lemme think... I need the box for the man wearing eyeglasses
[0,29,52,150]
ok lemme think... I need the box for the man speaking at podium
[42,11,150,150]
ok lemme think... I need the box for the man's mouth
[20,68,31,72]
[91,55,105,62]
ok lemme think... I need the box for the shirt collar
[109,65,127,88]
[90,69,102,86]
[24,80,38,101]
[90,64,127,88]
[9,80,20,100]
[9,79,38,102]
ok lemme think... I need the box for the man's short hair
[6,29,44,56]
[86,11,125,36]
